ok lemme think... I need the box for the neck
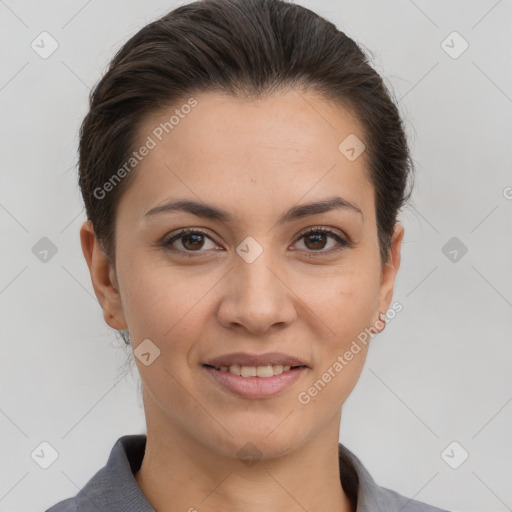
[134,406,354,512]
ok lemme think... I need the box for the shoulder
[45,497,77,512]
[43,467,110,512]
[44,434,150,512]
[338,443,451,512]
[45,491,113,512]
[372,484,451,511]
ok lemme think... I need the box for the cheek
[303,261,380,341]
[296,272,376,412]
[118,258,215,349]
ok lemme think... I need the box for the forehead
[121,90,374,223]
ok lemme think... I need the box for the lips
[203,351,308,368]
[202,363,308,398]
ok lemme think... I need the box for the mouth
[202,363,306,378]
[202,351,308,372]
[201,363,309,399]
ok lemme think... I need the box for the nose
[216,248,297,335]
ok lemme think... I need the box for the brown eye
[303,231,329,250]
[293,227,352,255]
[162,228,218,255]
[180,232,206,251]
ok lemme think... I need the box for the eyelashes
[160,226,354,257]
[291,227,353,255]
[162,228,218,255]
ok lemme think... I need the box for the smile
[204,363,304,377]
[202,364,308,399]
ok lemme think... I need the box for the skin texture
[80,89,404,512]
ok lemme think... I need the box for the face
[81,89,403,459]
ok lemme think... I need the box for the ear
[80,220,127,331]
[374,221,404,330]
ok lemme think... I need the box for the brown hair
[79,0,414,294]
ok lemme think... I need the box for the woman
[46,0,450,510]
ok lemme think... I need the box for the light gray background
[1,1,511,511]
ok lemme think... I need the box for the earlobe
[79,220,127,331]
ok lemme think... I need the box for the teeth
[214,364,294,377]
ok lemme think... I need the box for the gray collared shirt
[45,434,450,511]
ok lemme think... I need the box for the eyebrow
[144,196,364,224]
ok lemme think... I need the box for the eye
[292,227,353,256]
[161,228,219,256]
